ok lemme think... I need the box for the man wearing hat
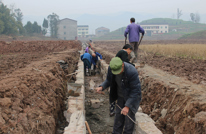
[96,57,141,134]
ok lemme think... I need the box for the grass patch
[140,44,206,60]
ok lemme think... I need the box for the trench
[93,46,206,134]
[84,70,114,134]
[54,55,79,134]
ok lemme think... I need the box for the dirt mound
[142,55,206,86]
[0,41,81,133]
[0,40,81,54]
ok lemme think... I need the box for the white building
[77,25,89,37]
[141,24,169,36]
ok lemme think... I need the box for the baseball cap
[109,57,123,75]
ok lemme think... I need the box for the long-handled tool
[138,34,144,45]
[116,104,138,125]
[125,37,127,45]
[85,121,92,134]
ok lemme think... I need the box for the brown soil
[0,40,81,134]
[92,41,206,134]
[93,40,206,86]
[85,74,114,134]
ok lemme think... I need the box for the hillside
[178,30,206,40]
[92,18,206,40]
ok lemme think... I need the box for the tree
[0,3,18,35]
[190,13,195,22]
[24,21,42,35]
[190,12,201,23]
[42,18,48,35]
[24,21,33,34]
[14,8,23,22]
[47,13,59,38]
[177,8,182,19]
[0,20,4,34]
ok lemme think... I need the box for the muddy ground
[85,73,114,134]
[92,41,206,134]
[0,40,81,133]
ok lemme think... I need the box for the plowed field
[0,41,81,133]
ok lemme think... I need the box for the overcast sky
[2,0,206,33]
[3,0,205,16]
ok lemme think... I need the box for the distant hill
[178,30,206,40]
[93,18,206,40]
[140,18,206,34]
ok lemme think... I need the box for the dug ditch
[94,46,206,134]
[85,74,114,134]
[0,41,81,134]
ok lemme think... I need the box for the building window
[86,29,88,30]
[161,26,163,29]
[165,26,167,28]
[165,31,167,33]
[82,29,84,30]
[64,32,66,35]
[64,26,66,29]
[64,37,66,40]
[161,31,163,33]
[78,32,81,34]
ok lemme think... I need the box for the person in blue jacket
[91,51,103,73]
[81,53,92,76]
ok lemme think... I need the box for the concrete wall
[58,19,77,40]
[64,49,86,134]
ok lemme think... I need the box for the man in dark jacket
[116,44,135,67]
[124,18,145,63]
[96,57,141,134]
[81,53,92,76]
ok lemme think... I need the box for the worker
[85,45,90,53]
[124,17,145,63]
[91,51,102,74]
[109,44,138,117]
[116,44,135,67]
[80,53,92,76]
[96,57,141,134]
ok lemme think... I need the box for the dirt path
[85,74,114,134]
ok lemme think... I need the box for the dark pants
[93,60,100,71]
[83,59,91,75]
[130,42,139,57]
[112,97,135,134]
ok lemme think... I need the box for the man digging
[95,57,141,134]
